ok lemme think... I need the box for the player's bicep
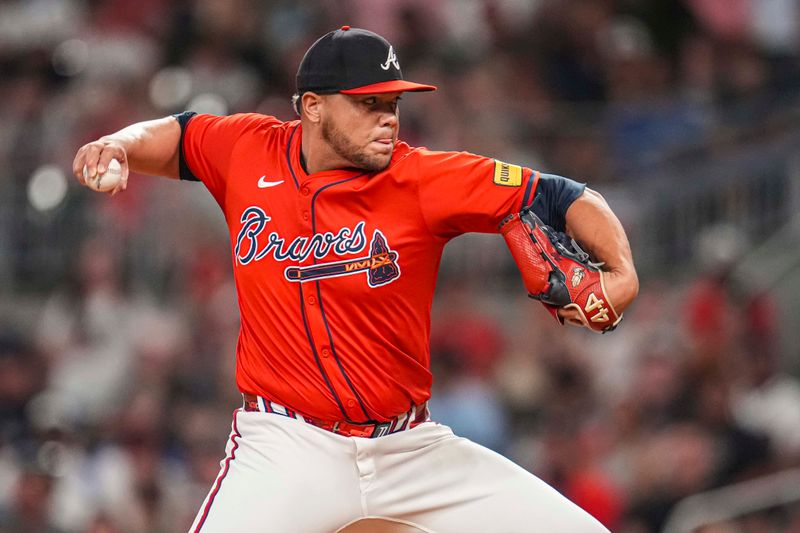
[416,152,535,238]
[175,112,274,200]
[175,112,233,189]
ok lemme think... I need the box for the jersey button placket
[299,179,365,422]
[298,182,312,226]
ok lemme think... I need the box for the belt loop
[257,396,268,413]
[393,411,409,433]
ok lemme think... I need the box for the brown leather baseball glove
[500,208,622,333]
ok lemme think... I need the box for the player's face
[320,93,401,172]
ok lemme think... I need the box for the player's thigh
[373,424,609,533]
[190,411,361,532]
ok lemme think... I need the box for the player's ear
[302,92,324,124]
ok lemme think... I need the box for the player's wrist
[603,268,638,313]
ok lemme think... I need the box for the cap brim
[340,80,437,94]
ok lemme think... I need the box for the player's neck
[300,124,353,174]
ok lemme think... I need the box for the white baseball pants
[189,409,610,532]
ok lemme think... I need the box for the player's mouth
[370,138,394,152]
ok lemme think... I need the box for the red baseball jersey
[180,113,539,423]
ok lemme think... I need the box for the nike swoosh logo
[258,176,284,189]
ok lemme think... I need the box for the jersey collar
[289,123,366,182]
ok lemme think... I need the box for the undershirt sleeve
[527,173,586,232]
[173,111,198,182]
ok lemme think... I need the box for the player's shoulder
[190,112,296,134]
[391,142,494,173]
[220,113,296,132]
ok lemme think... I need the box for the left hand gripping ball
[84,158,122,192]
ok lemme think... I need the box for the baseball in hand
[83,158,122,192]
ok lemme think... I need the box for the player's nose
[379,111,398,129]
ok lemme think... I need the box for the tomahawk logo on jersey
[284,230,400,287]
[177,111,538,423]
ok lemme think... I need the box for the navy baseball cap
[296,26,437,95]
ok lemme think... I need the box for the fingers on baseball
[83,143,104,181]
[74,142,105,185]
[74,142,129,194]
[118,159,130,195]
[97,149,124,176]
[73,144,93,185]
[98,151,128,195]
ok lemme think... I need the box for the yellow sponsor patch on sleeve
[493,160,523,187]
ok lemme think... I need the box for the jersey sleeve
[177,112,283,205]
[415,149,539,239]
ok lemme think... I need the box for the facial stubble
[321,118,391,172]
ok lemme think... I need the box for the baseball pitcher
[73,27,638,532]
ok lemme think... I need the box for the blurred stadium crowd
[1,0,800,532]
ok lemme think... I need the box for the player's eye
[361,96,400,113]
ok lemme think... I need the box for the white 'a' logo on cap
[380,46,400,71]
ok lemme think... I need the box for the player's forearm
[565,188,639,310]
[99,116,182,179]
